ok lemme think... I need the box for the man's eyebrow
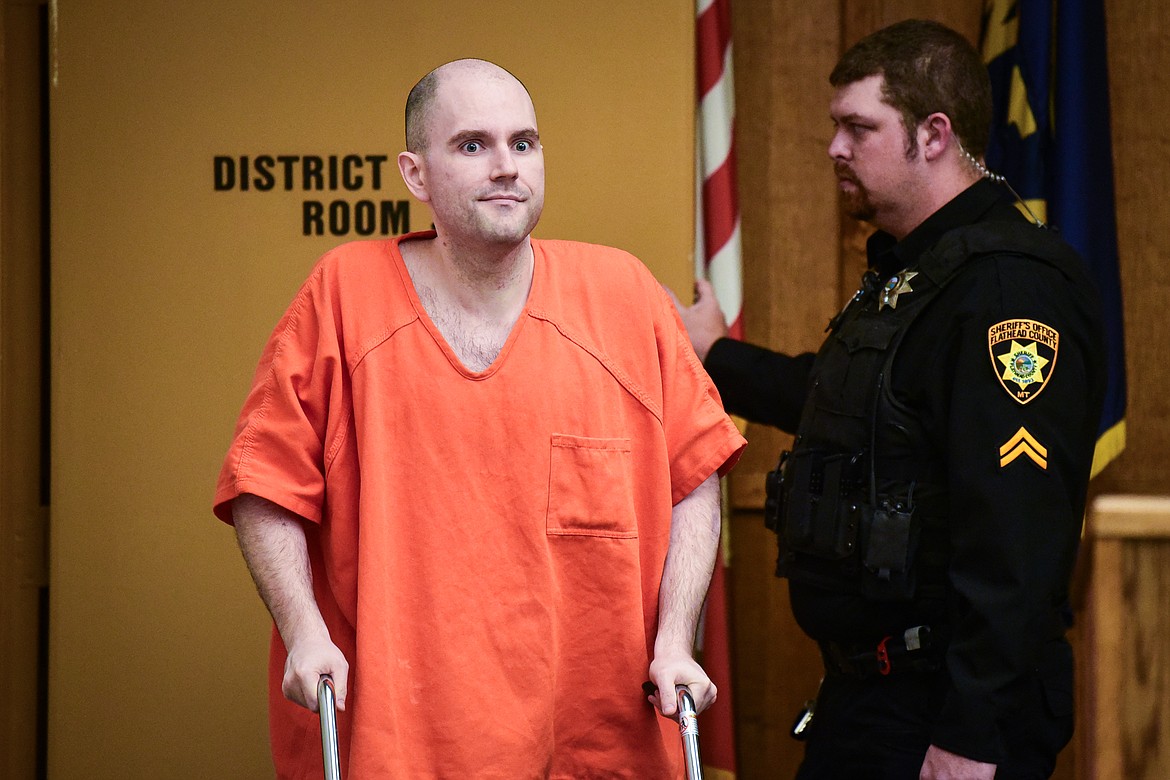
[446,127,541,146]
[830,111,871,124]
[447,129,488,146]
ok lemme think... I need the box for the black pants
[794,643,1074,780]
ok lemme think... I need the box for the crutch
[644,681,705,779]
[320,676,703,779]
[676,686,704,780]
[318,675,341,780]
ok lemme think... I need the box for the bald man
[214,59,745,778]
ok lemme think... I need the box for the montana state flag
[981,0,1126,476]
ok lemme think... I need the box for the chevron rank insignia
[988,319,1059,404]
[1000,427,1048,470]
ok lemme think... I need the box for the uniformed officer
[671,19,1106,780]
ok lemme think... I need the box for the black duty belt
[820,625,941,679]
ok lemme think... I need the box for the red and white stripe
[695,6,741,777]
[696,0,743,340]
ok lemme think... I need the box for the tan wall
[47,2,694,776]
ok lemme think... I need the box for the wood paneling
[726,1,841,773]
[728,0,841,511]
[725,2,1168,778]
[0,2,47,778]
[1087,496,1170,779]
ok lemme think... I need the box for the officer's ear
[919,112,954,163]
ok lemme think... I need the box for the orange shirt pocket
[546,434,638,538]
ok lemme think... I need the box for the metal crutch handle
[318,675,341,780]
[676,686,704,780]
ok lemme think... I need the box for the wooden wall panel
[729,0,840,507]
[729,0,985,500]
[723,1,1170,778]
[1087,497,1170,780]
[0,2,47,777]
[727,1,840,775]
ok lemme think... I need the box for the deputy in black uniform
[672,20,1106,780]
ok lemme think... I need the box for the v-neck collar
[391,232,541,379]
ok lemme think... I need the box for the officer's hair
[830,19,992,159]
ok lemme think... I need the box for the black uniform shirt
[704,179,1106,762]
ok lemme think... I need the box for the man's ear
[397,151,430,202]
[920,112,954,162]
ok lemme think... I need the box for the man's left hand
[920,744,996,780]
[664,279,728,363]
[646,652,716,718]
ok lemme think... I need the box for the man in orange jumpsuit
[214,58,746,778]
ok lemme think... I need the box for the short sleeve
[212,263,351,525]
[653,284,747,504]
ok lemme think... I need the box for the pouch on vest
[772,448,864,560]
[763,451,788,534]
[859,497,920,601]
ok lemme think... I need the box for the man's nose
[828,129,849,161]
[491,145,519,179]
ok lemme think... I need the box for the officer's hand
[646,652,716,718]
[664,279,729,363]
[282,632,350,713]
[919,744,996,780]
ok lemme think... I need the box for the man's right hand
[232,494,349,714]
[282,633,349,713]
[665,278,729,363]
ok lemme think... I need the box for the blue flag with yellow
[981,0,1126,476]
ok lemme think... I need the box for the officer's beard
[835,163,876,223]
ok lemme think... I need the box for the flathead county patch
[988,319,1059,405]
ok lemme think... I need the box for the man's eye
[462,141,482,153]
[514,140,531,152]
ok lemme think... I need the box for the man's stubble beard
[842,186,876,223]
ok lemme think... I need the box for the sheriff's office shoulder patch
[988,319,1059,404]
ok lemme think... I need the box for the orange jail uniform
[214,232,746,779]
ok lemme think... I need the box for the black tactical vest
[764,221,1082,603]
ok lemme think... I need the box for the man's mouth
[834,164,858,185]
[479,192,524,203]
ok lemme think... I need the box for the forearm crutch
[318,676,704,779]
[318,675,341,780]
[645,681,705,779]
[676,686,704,780]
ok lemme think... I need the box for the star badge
[878,270,918,310]
[997,340,1050,389]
